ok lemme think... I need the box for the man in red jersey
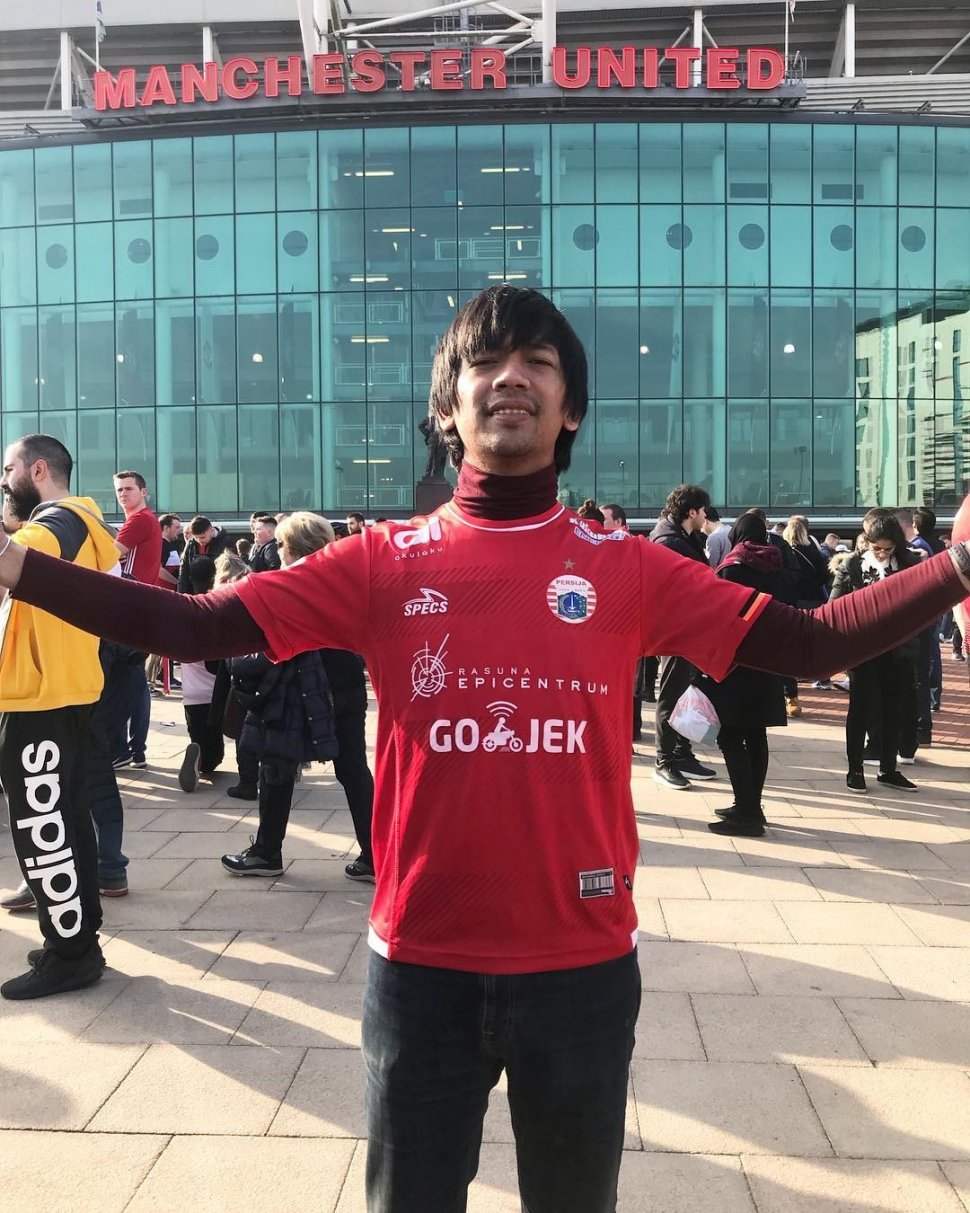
[1,288,970,1211]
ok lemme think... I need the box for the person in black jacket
[221,512,377,883]
[830,513,922,795]
[176,516,232,593]
[697,514,787,837]
[248,515,282,573]
[649,484,717,790]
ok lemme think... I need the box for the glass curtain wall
[0,120,968,516]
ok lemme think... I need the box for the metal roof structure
[0,1,969,138]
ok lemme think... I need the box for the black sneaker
[130,755,147,770]
[345,858,376,884]
[708,817,766,838]
[714,804,767,826]
[676,756,717,781]
[1,946,105,1000]
[226,784,258,801]
[27,944,106,969]
[221,838,284,877]
[846,771,867,794]
[877,771,919,792]
[178,742,201,793]
[1,881,37,913]
[99,874,129,898]
[653,766,691,791]
[111,755,132,771]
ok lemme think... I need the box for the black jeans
[847,657,915,775]
[717,724,769,818]
[362,949,641,1213]
[183,703,225,775]
[0,706,102,959]
[333,686,375,866]
[253,766,298,858]
[235,742,259,793]
[87,693,127,881]
[654,656,697,768]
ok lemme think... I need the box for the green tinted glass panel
[595,125,637,203]
[194,216,234,295]
[595,290,638,397]
[552,205,594,287]
[278,214,318,293]
[153,139,193,217]
[552,126,594,203]
[769,126,811,203]
[113,142,152,219]
[236,213,276,294]
[363,129,409,207]
[239,405,280,509]
[0,149,35,227]
[727,399,768,506]
[770,290,811,398]
[683,125,724,202]
[458,126,503,206]
[279,295,319,403]
[639,124,681,203]
[235,133,276,213]
[37,224,74,305]
[410,127,457,207]
[39,305,75,410]
[197,405,238,510]
[75,223,113,304]
[770,207,810,287]
[34,146,73,225]
[505,125,549,205]
[937,127,970,208]
[74,145,112,222]
[116,303,155,407]
[320,128,364,209]
[77,303,115,409]
[194,136,233,214]
[855,126,897,206]
[237,297,279,403]
[1,227,37,306]
[595,206,637,286]
[114,220,154,300]
[2,308,38,411]
[156,299,195,405]
[277,131,317,210]
[155,217,193,298]
[899,126,934,206]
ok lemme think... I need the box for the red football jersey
[235,502,769,974]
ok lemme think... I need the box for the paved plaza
[0,671,968,1213]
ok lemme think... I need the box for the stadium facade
[0,0,969,525]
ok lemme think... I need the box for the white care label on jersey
[579,868,615,899]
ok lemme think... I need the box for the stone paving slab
[0,683,967,1211]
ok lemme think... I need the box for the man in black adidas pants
[0,433,118,999]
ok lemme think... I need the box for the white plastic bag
[669,684,720,746]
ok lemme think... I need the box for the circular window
[572,224,599,251]
[45,243,68,269]
[127,238,152,264]
[665,223,693,250]
[282,229,309,257]
[738,223,765,250]
[195,234,220,261]
[830,225,854,252]
[900,225,927,253]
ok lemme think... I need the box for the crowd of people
[1,283,969,1213]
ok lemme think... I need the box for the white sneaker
[863,758,880,767]
[899,755,916,766]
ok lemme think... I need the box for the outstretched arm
[737,546,970,678]
[1,542,266,661]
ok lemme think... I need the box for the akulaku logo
[393,517,443,555]
[429,700,588,754]
[404,587,449,617]
[546,574,598,624]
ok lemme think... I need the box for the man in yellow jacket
[0,434,121,999]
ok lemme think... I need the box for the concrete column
[692,9,703,86]
[541,0,557,84]
[845,3,856,78]
[60,31,72,109]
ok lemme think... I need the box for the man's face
[114,476,147,515]
[194,526,215,545]
[254,520,275,546]
[443,342,577,476]
[0,443,41,522]
[163,518,182,542]
[683,506,707,534]
[346,516,363,535]
[602,507,619,532]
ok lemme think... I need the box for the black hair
[705,505,720,523]
[603,503,627,526]
[577,499,605,524]
[913,507,938,538]
[866,513,906,555]
[188,554,216,594]
[158,513,180,528]
[346,512,366,525]
[16,434,73,488]
[188,515,212,536]
[428,285,589,474]
[663,484,711,525]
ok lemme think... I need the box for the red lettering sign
[91,45,787,111]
